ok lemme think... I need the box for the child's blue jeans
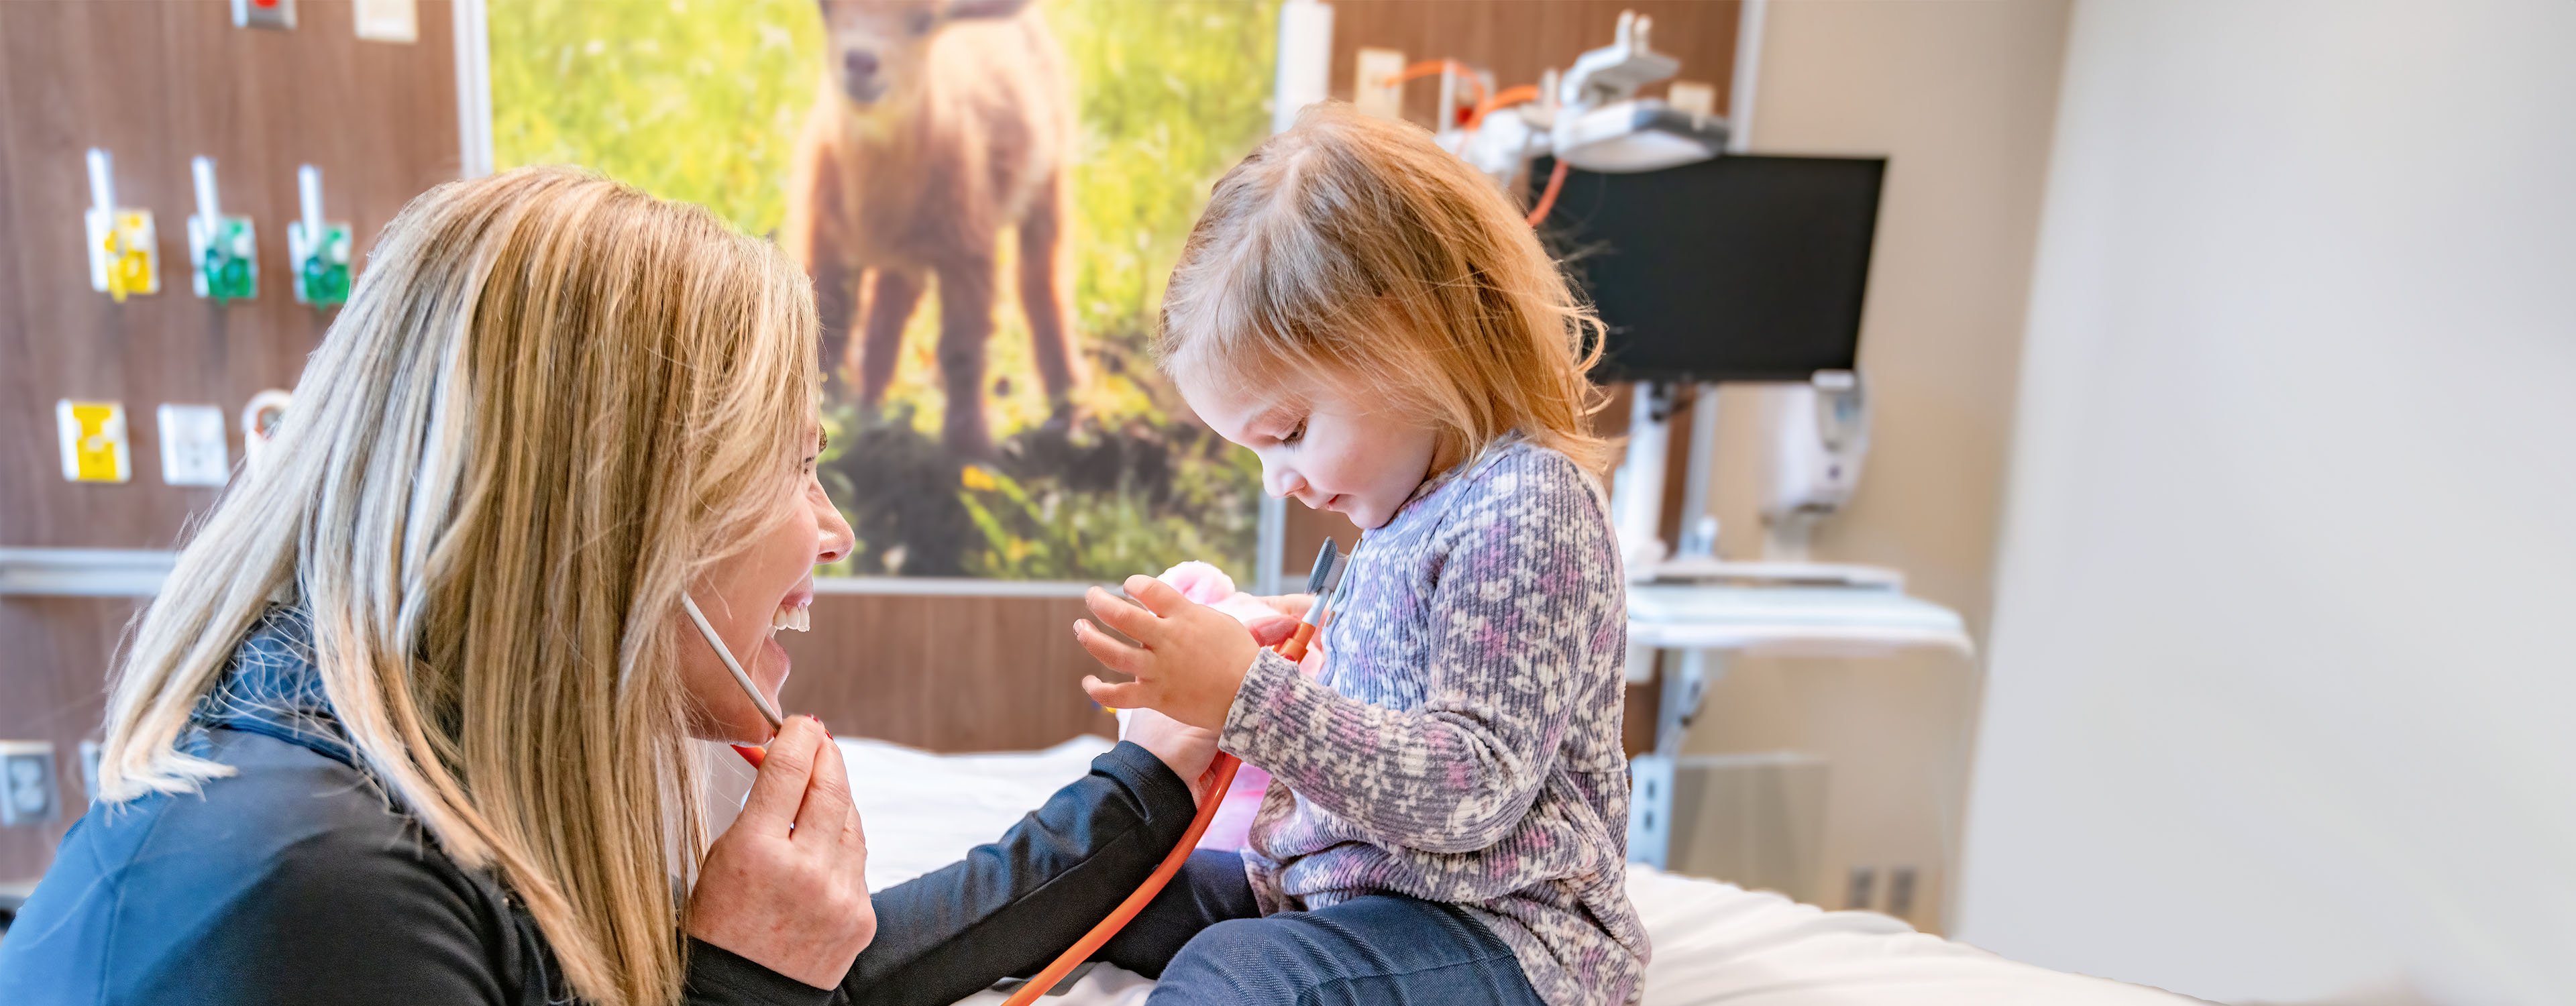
[1096,850,1548,1006]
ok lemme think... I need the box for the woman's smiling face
[678,425,854,742]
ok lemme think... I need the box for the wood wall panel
[0,598,136,882]
[775,594,1117,752]
[0,0,459,883]
[0,0,460,549]
[1324,1,1741,131]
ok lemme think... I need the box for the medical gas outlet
[57,400,133,484]
[187,157,258,302]
[85,149,159,302]
[288,164,352,306]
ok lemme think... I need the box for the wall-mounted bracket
[287,164,351,306]
[186,156,258,302]
[84,150,158,302]
[232,0,296,31]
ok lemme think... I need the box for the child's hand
[1077,575,1262,732]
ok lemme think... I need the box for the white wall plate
[157,403,231,486]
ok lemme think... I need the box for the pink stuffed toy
[1157,561,1289,628]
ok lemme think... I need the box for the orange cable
[1527,158,1570,227]
[1379,59,1489,111]
[1468,84,1541,129]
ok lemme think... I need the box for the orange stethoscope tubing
[999,556,1345,1006]
[703,577,1314,1004]
[1527,158,1572,227]
[993,756,1242,1006]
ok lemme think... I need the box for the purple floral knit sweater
[1218,437,1649,1006]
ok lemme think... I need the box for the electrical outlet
[1,741,60,827]
[1624,754,1674,868]
[1886,865,1918,919]
[158,404,231,486]
[1843,865,1876,910]
[1354,48,1407,119]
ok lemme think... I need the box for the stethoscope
[681,593,786,734]
[678,543,1357,1005]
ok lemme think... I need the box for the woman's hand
[1245,594,1330,677]
[1242,594,1308,648]
[1122,707,1223,806]
[687,717,875,989]
[1075,576,1260,732]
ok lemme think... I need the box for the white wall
[1689,0,2071,930]
[1960,2,2576,1004]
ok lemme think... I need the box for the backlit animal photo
[490,0,1277,581]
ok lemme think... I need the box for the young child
[1074,103,1648,1006]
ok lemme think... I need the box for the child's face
[1181,367,1440,531]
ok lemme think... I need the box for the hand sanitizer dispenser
[1758,370,1870,557]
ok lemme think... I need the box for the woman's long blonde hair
[96,167,818,1006]
[1159,102,1613,473]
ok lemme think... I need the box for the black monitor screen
[1532,154,1885,382]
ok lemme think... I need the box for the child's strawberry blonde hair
[1159,103,1613,475]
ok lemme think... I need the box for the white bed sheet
[841,736,2195,1006]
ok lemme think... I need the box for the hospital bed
[838,736,2198,1006]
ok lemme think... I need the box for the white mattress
[840,736,2194,1006]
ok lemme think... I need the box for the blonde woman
[0,168,1218,1006]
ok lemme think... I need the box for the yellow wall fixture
[56,400,132,484]
[84,149,158,302]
